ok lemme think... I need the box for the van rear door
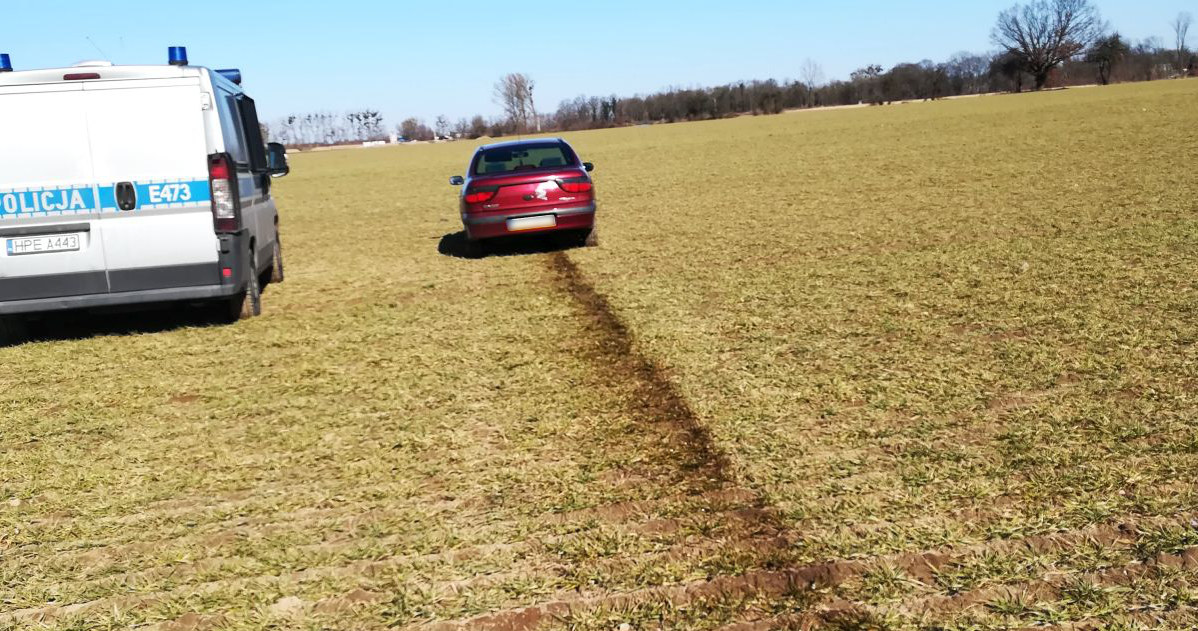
[0,83,109,302]
[82,77,218,293]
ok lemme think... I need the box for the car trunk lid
[470,168,591,212]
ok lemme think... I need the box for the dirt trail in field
[410,251,805,630]
[544,252,737,488]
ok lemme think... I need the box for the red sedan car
[450,138,596,255]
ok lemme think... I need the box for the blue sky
[1,1,1188,126]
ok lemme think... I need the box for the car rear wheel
[570,225,598,249]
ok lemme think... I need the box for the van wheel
[0,316,29,346]
[269,235,285,283]
[240,248,262,319]
[215,247,261,323]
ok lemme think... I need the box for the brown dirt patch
[150,612,227,631]
[545,252,734,486]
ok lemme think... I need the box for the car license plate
[507,215,556,231]
[5,233,82,256]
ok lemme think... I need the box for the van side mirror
[449,175,464,186]
[583,162,594,172]
[267,142,289,178]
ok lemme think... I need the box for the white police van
[0,47,289,340]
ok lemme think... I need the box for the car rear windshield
[472,143,577,175]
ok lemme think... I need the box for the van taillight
[557,177,592,194]
[464,186,498,204]
[209,154,237,232]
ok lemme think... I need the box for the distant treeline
[268,35,1194,146]
[265,111,387,147]
[546,40,1191,132]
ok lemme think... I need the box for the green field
[3,80,1197,630]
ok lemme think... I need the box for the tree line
[266,110,386,147]
[268,2,1195,146]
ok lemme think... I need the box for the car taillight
[209,154,237,232]
[464,186,498,204]
[557,177,592,194]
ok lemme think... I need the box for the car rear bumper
[463,203,595,240]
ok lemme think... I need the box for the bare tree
[1126,37,1166,81]
[1172,12,1193,73]
[800,59,824,89]
[947,52,992,94]
[527,79,540,132]
[850,64,884,103]
[452,118,471,139]
[400,117,432,142]
[1086,33,1129,85]
[990,51,1029,92]
[799,58,824,107]
[355,110,384,140]
[493,73,533,132]
[469,115,488,139]
[434,115,450,139]
[992,0,1105,90]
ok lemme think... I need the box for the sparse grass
[2,80,1197,629]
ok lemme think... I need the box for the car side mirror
[266,142,289,178]
[583,162,594,172]
[449,175,464,186]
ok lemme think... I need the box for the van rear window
[217,93,248,164]
[472,143,576,175]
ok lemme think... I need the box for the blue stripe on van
[135,180,211,209]
[97,186,116,211]
[98,180,211,211]
[0,186,97,215]
[0,180,210,216]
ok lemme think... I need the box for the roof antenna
[85,36,109,60]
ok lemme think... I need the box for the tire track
[544,252,737,491]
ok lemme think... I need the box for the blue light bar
[0,54,12,72]
[168,46,188,66]
[216,68,242,85]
